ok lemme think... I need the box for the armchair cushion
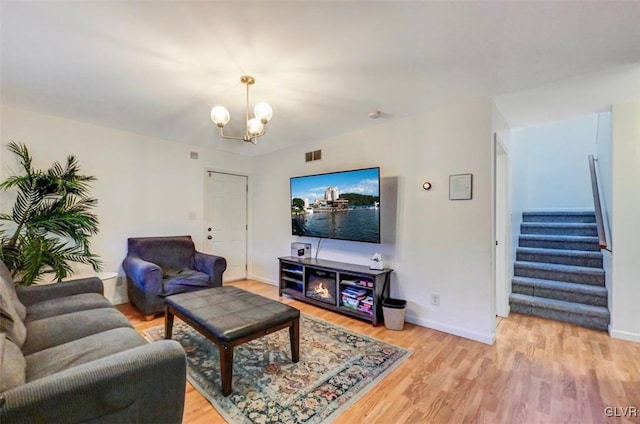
[163,269,211,296]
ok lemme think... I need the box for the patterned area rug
[144,314,410,423]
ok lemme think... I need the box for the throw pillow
[0,261,27,321]
[0,332,27,391]
[0,296,27,348]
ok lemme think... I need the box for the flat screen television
[290,167,380,243]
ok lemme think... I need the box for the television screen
[290,167,380,243]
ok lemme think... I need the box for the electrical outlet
[431,292,440,306]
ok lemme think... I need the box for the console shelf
[278,257,393,326]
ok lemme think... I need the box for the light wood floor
[118,279,640,424]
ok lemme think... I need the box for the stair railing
[588,154,608,250]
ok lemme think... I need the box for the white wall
[509,114,598,211]
[0,106,252,303]
[494,64,640,129]
[595,111,613,241]
[251,97,496,344]
[610,102,640,343]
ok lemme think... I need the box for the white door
[494,135,510,317]
[204,171,248,282]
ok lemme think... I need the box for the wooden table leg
[219,344,234,396]
[164,307,174,339]
[290,318,300,363]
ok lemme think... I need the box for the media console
[278,257,393,326]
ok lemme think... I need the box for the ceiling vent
[305,150,322,162]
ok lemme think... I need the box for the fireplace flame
[314,282,329,298]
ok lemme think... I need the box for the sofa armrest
[0,340,186,424]
[122,256,162,293]
[15,277,104,307]
[194,251,226,285]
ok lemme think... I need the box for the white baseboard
[496,304,511,318]
[609,328,640,343]
[248,274,278,286]
[248,276,495,345]
[405,313,495,345]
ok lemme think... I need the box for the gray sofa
[0,260,186,424]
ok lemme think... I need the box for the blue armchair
[123,235,226,319]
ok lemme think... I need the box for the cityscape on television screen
[291,168,380,243]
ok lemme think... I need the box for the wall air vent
[305,150,322,162]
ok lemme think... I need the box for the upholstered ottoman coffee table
[164,286,300,396]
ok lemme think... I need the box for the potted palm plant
[0,141,102,285]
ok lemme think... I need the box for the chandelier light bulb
[210,106,230,127]
[254,102,273,124]
[210,76,272,143]
[247,118,264,136]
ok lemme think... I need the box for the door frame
[493,133,510,318]
[203,168,250,282]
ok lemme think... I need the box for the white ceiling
[2,1,639,157]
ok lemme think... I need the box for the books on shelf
[340,278,374,288]
[360,295,373,306]
[341,287,367,298]
[357,295,374,315]
[341,290,373,315]
[342,296,359,309]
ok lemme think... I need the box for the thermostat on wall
[291,242,311,259]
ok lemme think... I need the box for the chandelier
[210,75,273,144]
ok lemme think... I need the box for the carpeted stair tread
[509,293,609,317]
[521,222,597,236]
[509,293,609,330]
[514,261,605,286]
[516,247,603,268]
[511,276,608,307]
[522,210,596,223]
[512,209,609,330]
[518,234,600,251]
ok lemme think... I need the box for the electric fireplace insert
[305,269,337,304]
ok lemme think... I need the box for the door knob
[207,235,213,240]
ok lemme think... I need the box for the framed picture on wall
[449,173,473,200]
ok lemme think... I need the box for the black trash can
[382,298,407,330]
